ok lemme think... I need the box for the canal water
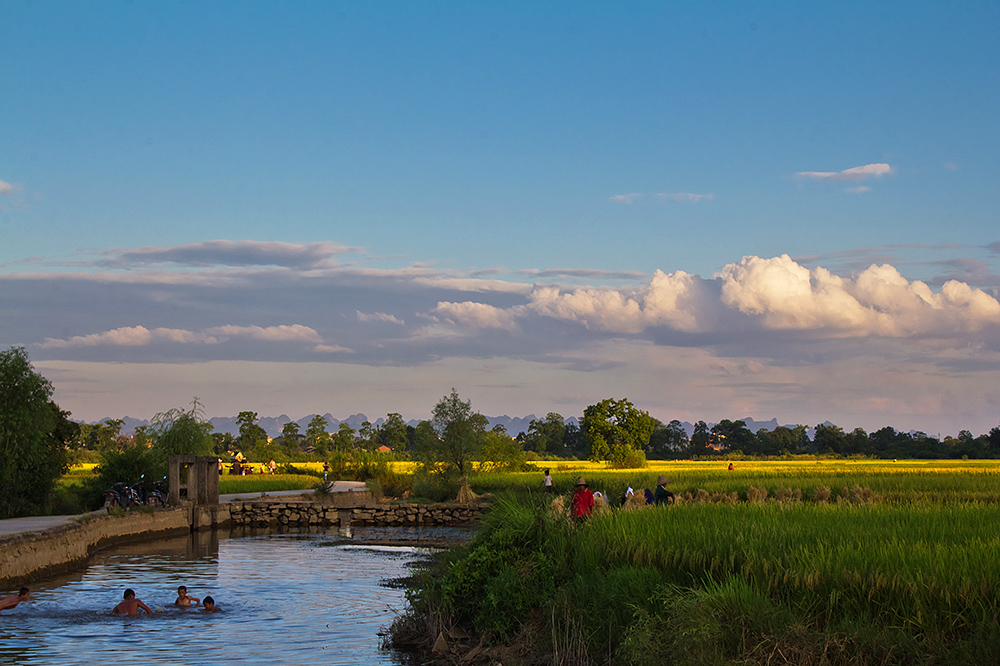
[0,526,464,665]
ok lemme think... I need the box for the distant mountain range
[91,414,820,439]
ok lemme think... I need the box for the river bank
[388,496,1000,666]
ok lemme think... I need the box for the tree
[814,424,847,455]
[411,420,437,454]
[649,419,687,456]
[379,413,408,452]
[0,346,70,518]
[710,419,755,454]
[280,421,301,449]
[335,422,356,451]
[583,398,654,467]
[305,415,332,456]
[524,413,565,455]
[428,388,485,477]
[687,421,712,456]
[236,411,267,451]
[480,430,527,472]
[149,398,214,466]
[359,421,374,450]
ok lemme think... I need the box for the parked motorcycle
[144,477,168,507]
[103,481,132,510]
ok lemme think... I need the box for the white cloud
[609,193,641,204]
[201,324,324,343]
[39,324,327,348]
[0,179,18,195]
[796,163,893,182]
[718,254,1000,336]
[845,186,871,194]
[654,192,714,203]
[356,311,405,325]
[314,344,353,353]
[434,301,520,331]
[526,269,705,333]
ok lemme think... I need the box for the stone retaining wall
[0,508,190,588]
[228,501,489,527]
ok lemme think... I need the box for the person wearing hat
[654,475,674,506]
[571,476,594,519]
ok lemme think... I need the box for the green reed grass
[581,501,1000,642]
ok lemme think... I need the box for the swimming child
[112,588,153,616]
[175,585,201,607]
[200,596,220,613]
[0,587,30,611]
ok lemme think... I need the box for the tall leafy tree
[280,420,302,449]
[583,398,654,467]
[236,411,268,451]
[428,388,485,477]
[379,413,408,452]
[524,413,565,455]
[305,415,332,455]
[0,346,70,518]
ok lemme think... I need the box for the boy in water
[200,596,220,613]
[175,585,201,607]
[0,587,30,611]
[112,588,153,616]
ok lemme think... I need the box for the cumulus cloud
[438,255,1000,342]
[434,301,520,331]
[0,179,19,195]
[654,192,714,203]
[111,240,360,269]
[718,255,1000,336]
[796,163,893,182]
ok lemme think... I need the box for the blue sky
[2,2,999,436]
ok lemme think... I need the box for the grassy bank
[391,466,1000,665]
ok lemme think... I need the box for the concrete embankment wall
[1,500,487,587]
[228,501,489,527]
[0,508,191,588]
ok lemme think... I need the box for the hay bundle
[549,495,567,520]
[456,479,478,504]
[623,491,646,511]
[592,493,609,515]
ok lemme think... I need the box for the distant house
[376,445,392,453]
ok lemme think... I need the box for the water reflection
[0,526,467,665]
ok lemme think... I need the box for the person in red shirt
[571,477,594,520]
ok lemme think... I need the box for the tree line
[4,344,1000,518]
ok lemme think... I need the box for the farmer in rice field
[571,477,594,519]
[654,475,675,506]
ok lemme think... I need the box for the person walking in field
[544,469,553,494]
[571,477,594,519]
